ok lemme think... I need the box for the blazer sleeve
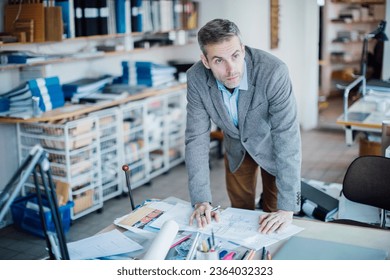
[185,70,213,205]
[267,63,302,212]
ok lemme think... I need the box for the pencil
[202,240,208,252]
[245,249,255,260]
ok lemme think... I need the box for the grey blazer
[185,46,302,212]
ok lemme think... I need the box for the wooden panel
[45,7,64,42]
[4,4,45,43]
[270,0,279,49]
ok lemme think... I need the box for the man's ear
[200,54,210,69]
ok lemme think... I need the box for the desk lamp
[339,21,388,121]
[360,20,388,82]
[0,145,69,260]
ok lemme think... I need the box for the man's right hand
[189,202,220,228]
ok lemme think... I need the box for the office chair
[332,155,390,229]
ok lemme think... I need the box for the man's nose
[225,60,234,73]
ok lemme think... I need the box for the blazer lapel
[238,83,255,130]
[238,53,255,130]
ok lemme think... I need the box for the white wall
[193,0,320,130]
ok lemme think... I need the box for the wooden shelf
[0,43,194,71]
[0,83,186,124]
[330,19,382,24]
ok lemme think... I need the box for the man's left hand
[258,210,293,234]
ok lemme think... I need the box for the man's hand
[258,210,293,234]
[189,202,220,228]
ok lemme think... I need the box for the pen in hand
[200,205,221,217]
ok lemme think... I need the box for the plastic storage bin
[10,194,74,238]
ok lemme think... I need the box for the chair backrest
[342,155,390,211]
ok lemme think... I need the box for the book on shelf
[98,0,110,35]
[131,0,143,32]
[6,53,47,64]
[137,75,176,87]
[115,0,126,33]
[62,75,114,99]
[74,0,85,37]
[73,91,128,104]
[55,0,76,38]
[83,0,100,36]
[301,180,339,222]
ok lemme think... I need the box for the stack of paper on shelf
[134,61,177,87]
[62,75,114,101]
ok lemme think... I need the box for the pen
[261,246,266,260]
[200,205,221,217]
[207,237,212,251]
[241,249,249,260]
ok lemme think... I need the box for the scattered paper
[67,229,143,260]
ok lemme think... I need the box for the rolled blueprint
[143,219,179,260]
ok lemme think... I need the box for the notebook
[273,236,388,260]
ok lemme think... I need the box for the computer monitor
[382,120,390,157]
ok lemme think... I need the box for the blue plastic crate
[10,194,74,238]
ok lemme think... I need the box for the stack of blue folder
[0,76,65,117]
[134,61,177,87]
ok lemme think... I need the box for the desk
[100,210,390,260]
[336,96,390,145]
[270,218,390,259]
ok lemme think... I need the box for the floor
[0,96,361,260]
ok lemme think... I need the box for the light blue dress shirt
[216,62,248,127]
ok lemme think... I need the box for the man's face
[201,36,245,90]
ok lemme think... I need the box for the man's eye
[215,59,222,64]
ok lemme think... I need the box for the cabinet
[14,85,186,220]
[321,0,386,98]
[121,88,186,190]
[0,0,195,223]
[17,116,104,219]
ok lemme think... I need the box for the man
[185,19,301,234]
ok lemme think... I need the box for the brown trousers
[224,152,278,212]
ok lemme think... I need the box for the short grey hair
[197,19,242,55]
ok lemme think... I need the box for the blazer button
[243,138,248,143]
